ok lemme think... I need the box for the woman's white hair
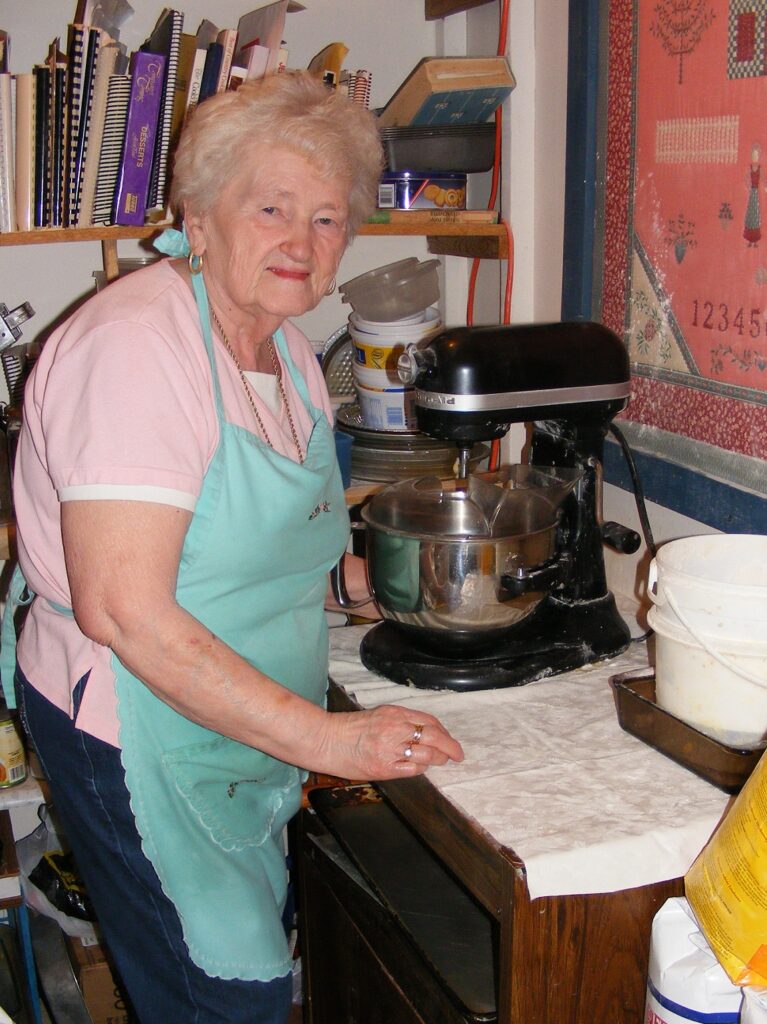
[170,71,384,239]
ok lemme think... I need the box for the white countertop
[328,624,730,900]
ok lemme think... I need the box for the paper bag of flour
[645,897,742,1023]
[686,750,767,988]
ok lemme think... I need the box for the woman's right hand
[317,705,464,781]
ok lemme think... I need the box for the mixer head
[397,322,631,468]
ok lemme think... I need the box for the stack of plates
[335,405,488,483]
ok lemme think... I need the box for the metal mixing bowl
[360,469,582,648]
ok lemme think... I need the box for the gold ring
[403,745,413,759]
[412,724,424,745]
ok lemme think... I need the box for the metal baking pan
[379,123,496,173]
[308,784,497,1021]
[611,668,764,793]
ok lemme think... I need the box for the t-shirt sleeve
[39,317,217,507]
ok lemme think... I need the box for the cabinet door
[300,836,428,1024]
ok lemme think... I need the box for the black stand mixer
[358,321,641,691]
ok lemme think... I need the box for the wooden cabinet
[298,685,687,1024]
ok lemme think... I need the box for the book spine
[14,72,36,231]
[64,23,87,226]
[70,27,104,225]
[112,52,165,227]
[147,10,182,211]
[215,29,237,93]
[48,62,66,227]
[91,73,130,225]
[198,42,222,104]
[33,65,50,227]
[0,74,15,232]
[185,47,207,112]
[77,43,119,227]
[241,42,270,81]
[170,33,196,145]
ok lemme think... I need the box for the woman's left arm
[60,500,456,778]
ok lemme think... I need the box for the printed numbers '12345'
[692,299,763,338]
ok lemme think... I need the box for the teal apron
[2,267,349,981]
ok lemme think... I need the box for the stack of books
[0,1,297,232]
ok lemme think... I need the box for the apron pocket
[162,737,301,852]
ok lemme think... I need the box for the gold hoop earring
[325,277,336,296]
[189,252,204,275]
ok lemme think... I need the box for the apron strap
[0,565,34,709]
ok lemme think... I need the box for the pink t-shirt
[14,259,334,748]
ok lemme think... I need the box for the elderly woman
[3,72,463,1024]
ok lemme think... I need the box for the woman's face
[187,145,350,328]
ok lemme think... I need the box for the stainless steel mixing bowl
[359,468,582,647]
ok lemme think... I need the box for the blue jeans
[17,668,293,1024]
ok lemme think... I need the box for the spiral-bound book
[14,72,36,231]
[0,73,15,233]
[91,72,130,225]
[77,41,125,226]
[112,51,166,226]
[68,26,109,226]
[141,8,183,212]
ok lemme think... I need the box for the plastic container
[340,258,440,322]
[648,534,767,644]
[349,309,442,386]
[350,306,441,340]
[644,897,742,1024]
[648,606,767,747]
[647,534,767,746]
[355,382,416,432]
[743,989,767,1024]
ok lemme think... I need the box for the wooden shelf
[360,222,509,259]
[425,0,496,18]
[0,221,509,261]
[0,226,161,246]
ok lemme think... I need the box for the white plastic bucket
[355,383,416,431]
[648,534,767,643]
[648,608,767,747]
[350,309,442,387]
[648,535,767,747]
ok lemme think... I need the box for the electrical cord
[608,421,656,644]
[608,421,657,559]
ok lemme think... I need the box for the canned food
[0,715,27,787]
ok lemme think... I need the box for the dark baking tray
[611,668,764,793]
[379,123,496,173]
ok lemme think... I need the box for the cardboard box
[66,935,129,1024]
[377,56,516,128]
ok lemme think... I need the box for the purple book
[113,50,165,226]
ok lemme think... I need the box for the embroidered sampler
[602,0,767,460]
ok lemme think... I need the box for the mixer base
[359,595,632,691]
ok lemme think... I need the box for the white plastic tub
[649,608,767,747]
[648,534,767,643]
[355,383,416,431]
[648,535,767,747]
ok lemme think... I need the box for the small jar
[0,695,27,788]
